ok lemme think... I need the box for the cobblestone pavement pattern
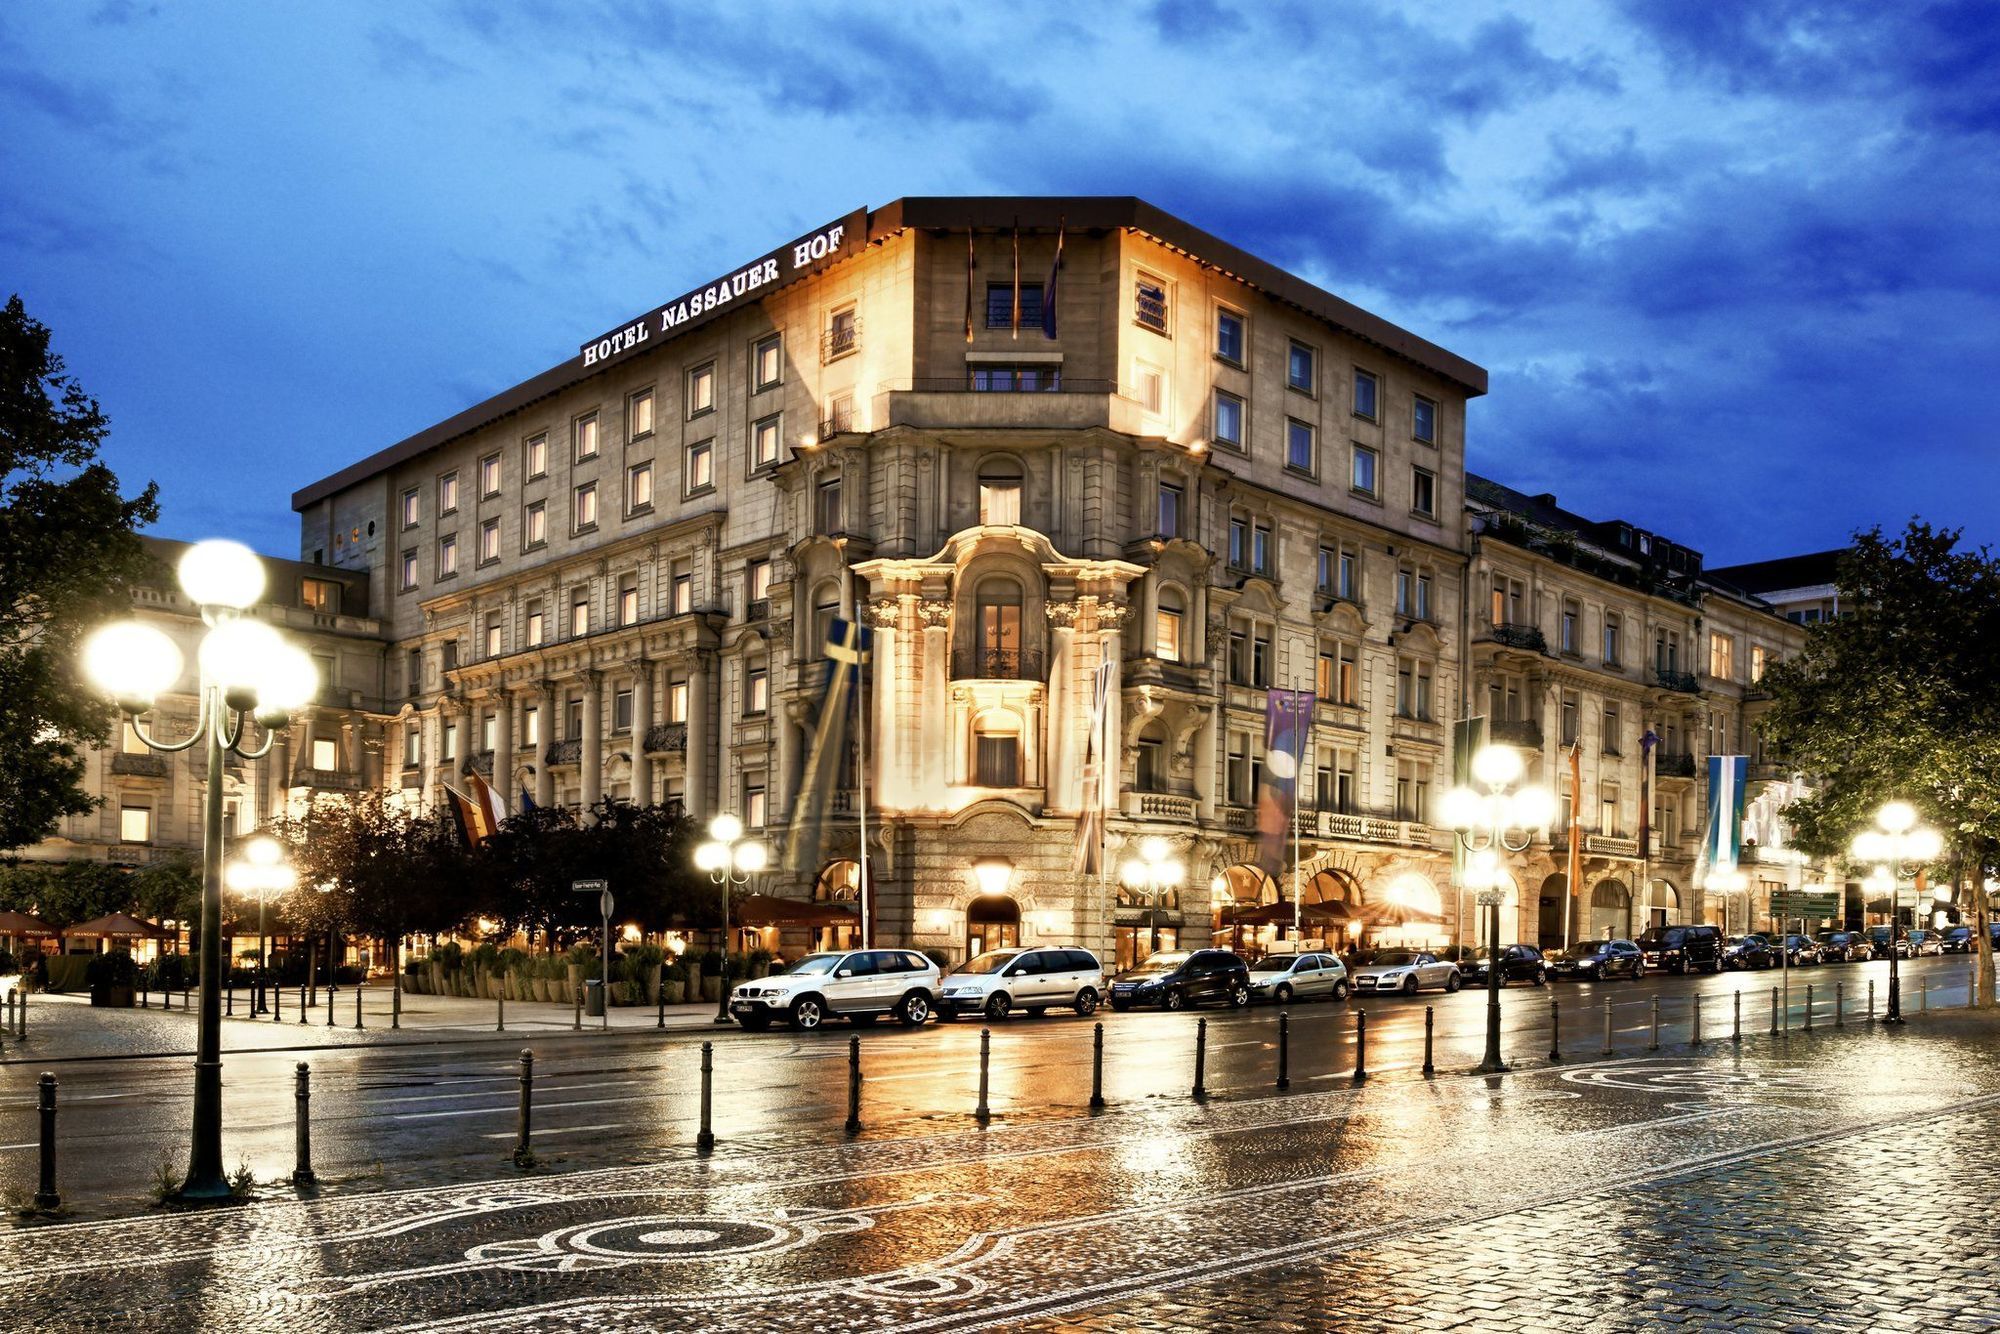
[3,1019,1998,1332]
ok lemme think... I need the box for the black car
[1815,930,1872,964]
[1459,944,1548,986]
[1771,933,1821,966]
[1546,938,1644,981]
[1636,924,1724,974]
[1108,949,1250,1011]
[1940,926,1974,954]
[1722,935,1775,970]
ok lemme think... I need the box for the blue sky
[4,1,1996,564]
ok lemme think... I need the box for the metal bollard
[1691,995,1703,1046]
[1548,999,1563,1063]
[1602,1000,1614,1057]
[1353,1011,1368,1082]
[844,1034,863,1135]
[497,986,506,1032]
[976,1028,992,1122]
[1423,1005,1436,1076]
[1771,986,1780,1035]
[657,982,666,1031]
[182,983,188,1010]
[1922,976,1929,1014]
[513,1049,535,1167]
[1805,984,1815,1031]
[17,989,25,1040]
[1733,991,1742,1044]
[391,979,400,1030]
[292,1062,316,1185]
[35,1073,59,1212]
[141,978,148,1009]
[299,984,307,1024]
[327,980,336,1028]
[696,1041,715,1152]
[356,982,364,1029]
[1276,1010,1291,1090]
[572,984,582,1032]
[274,981,282,1022]
[226,984,233,1018]
[1868,979,1875,1022]
[1192,1017,1208,1099]
[1648,997,1660,1051]
[1836,981,1845,1027]
[1089,1021,1106,1110]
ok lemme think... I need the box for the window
[1337,643,1358,704]
[481,712,497,753]
[437,533,458,578]
[1600,783,1619,836]
[1396,569,1412,617]
[1229,516,1248,570]
[1287,342,1315,394]
[525,707,542,746]
[748,559,772,610]
[1251,522,1272,576]
[976,578,1023,673]
[1134,274,1168,333]
[438,472,458,514]
[629,388,654,439]
[668,677,688,723]
[301,577,338,613]
[1251,629,1271,687]
[752,414,781,469]
[405,647,423,694]
[1212,390,1244,450]
[745,660,768,715]
[400,488,419,529]
[685,440,713,494]
[1491,575,1524,627]
[441,640,458,672]
[479,517,500,565]
[573,482,597,530]
[1603,702,1621,755]
[483,613,502,658]
[1154,592,1183,662]
[480,453,501,498]
[526,603,546,647]
[1395,658,1432,719]
[687,363,715,417]
[1137,363,1165,415]
[628,461,653,512]
[1339,550,1358,601]
[815,476,842,534]
[1316,546,1336,594]
[1413,395,1437,445]
[1603,616,1622,666]
[825,392,855,433]
[1411,466,1436,517]
[745,779,767,828]
[570,595,589,638]
[985,283,1044,328]
[1708,632,1734,681]
[1137,728,1165,791]
[526,433,547,479]
[1228,628,1248,684]
[1215,307,1244,364]
[120,720,149,754]
[1315,647,1336,700]
[978,457,1022,525]
[1751,644,1769,683]
[754,334,782,390]
[1561,600,1580,654]
[671,561,693,615]
[971,364,1060,392]
[975,731,1020,787]
[826,307,858,360]
[1352,444,1377,495]
[1395,762,1430,823]
[1156,483,1182,538]
[575,413,599,461]
[120,805,152,844]
[618,576,638,627]
[311,737,338,770]
[403,726,420,766]
[525,500,547,548]
[441,722,458,762]
[1560,693,1579,746]
[613,686,633,733]
[1286,418,1315,473]
[1226,736,1250,804]
[1655,628,1680,673]
[1353,369,1378,420]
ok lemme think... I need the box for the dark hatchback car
[1546,938,1644,980]
[1941,927,1974,954]
[1722,935,1774,970]
[1815,930,1872,964]
[1458,944,1548,986]
[1771,933,1821,966]
[1637,924,1724,974]
[1108,949,1251,1012]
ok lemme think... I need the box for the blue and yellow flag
[783,617,873,875]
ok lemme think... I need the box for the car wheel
[1332,979,1350,1001]
[851,1012,880,1027]
[1228,983,1251,1008]
[1533,968,1547,987]
[1403,975,1421,995]
[1632,964,1645,980]
[789,996,825,1031]
[1163,989,1187,1012]
[1274,983,1294,1004]
[1444,973,1461,994]
[985,993,1012,1022]
[735,1013,772,1031]
[1074,988,1099,1016]
[897,992,931,1026]
[1672,959,1687,976]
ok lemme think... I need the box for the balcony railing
[301,767,365,790]
[110,753,170,778]
[1488,718,1543,749]
[1321,811,1431,847]
[1655,751,1696,778]
[745,599,770,623]
[821,319,860,364]
[1585,833,1640,856]
[951,647,1044,681]
[1126,791,1198,823]
[1489,623,1548,653]
[643,723,688,755]
[460,754,493,778]
[543,739,582,766]
[1654,669,1700,693]
[904,376,1117,395]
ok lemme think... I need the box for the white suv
[728,949,940,1031]
[937,946,1106,1021]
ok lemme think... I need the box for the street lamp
[82,539,316,1200]
[1443,743,1556,1075]
[1119,836,1184,957]
[695,813,766,1024]
[225,834,296,1014]
[1704,865,1750,936]
[1851,800,1942,1024]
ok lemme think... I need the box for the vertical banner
[1566,739,1583,946]
[1450,716,1489,890]
[1703,754,1749,871]
[1071,660,1116,875]
[783,618,873,876]
[1258,689,1315,875]
[963,225,976,344]
[1638,728,1659,858]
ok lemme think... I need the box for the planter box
[90,984,135,1008]
[611,981,634,1006]
[644,964,662,1006]
[701,976,722,1003]
[663,980,686,1005]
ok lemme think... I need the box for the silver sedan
[1247,951,1349,1003]
[1349,949,1462,996]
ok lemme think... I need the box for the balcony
[459,754,493,779]
[951,647,1045,681]
[643,723,688,755]
[1124,791,1197,823]
[820,317,860,364]
[1654,669,1700,693]
[1656,751,1697,779]
[543,739,582,767]
[745,599,770,623]
[298,767,364,791]
[1488,718,1543,749]
[1488,623,1548,654]
[884,379,1117,432]
[1585,833,1640,856]
[110,753,170,778]
[1321,811,1432,848]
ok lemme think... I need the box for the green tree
[0,859,133,929]
[0,295,159,850]
[130,855,201,933]
[1756,521,2000,1005]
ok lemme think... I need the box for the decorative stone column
[630,660,652,806]
[1095,600,1127,805]
[492,687,513,804]
[1046,601,1079,810]
[919,598,951,806]
[580,670,603,809]
[534,680,557,807]
[687,651,710,820]
[1196,712,1219,823]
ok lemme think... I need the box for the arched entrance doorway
[1370,872,1450,949]
[1588,879,1631,941]
[812,860,863,953]
[967,895,1020,957]
[1643,879,1679,932]
[1537,874,1569,949]
[1210,863,1277,958]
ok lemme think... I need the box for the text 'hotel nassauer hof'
[292,197,1806,969]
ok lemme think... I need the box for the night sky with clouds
[4,2,1995,564]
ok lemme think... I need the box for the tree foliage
[0,295,159,850]
[0,858,134,929]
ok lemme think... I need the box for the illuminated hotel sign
[580,208,868,370]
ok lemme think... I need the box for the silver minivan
[937,946,1106,1021]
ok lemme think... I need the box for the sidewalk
[0,983,729,1063]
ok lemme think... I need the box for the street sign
[571,879,608,894]
[1770,892,1837,920]
[600,889,614,919]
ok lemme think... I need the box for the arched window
[973,708,1021,787]
[975,577,1024,676]
[1154,587,1184,663]
[978,456,1023,526]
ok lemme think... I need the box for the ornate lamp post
[82,539,316,1199]
[226,835,296,1014]
[695,813,766,1024]
[1851,800,1942,1025]
[1443,744,1556,1075]
[1119,836,1184,957]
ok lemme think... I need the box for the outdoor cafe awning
[61,912,170,940]
[1218,900,1360,927]
[0,910,57,938]
[730,895,860,928]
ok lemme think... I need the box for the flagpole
[856,645,871,949]
[1291,668,1304,944]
